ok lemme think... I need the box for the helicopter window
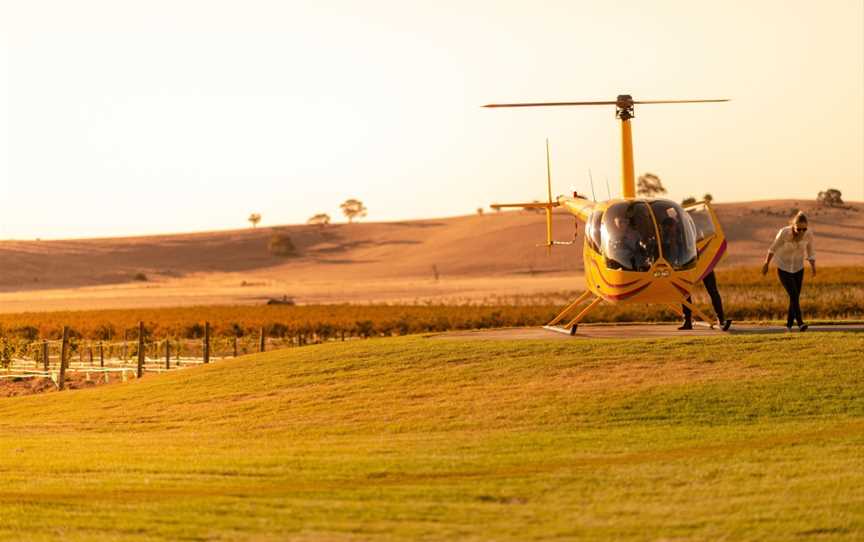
[685,203,716,242]
[652,200,698,270]
[600,202,658,271]
[585,210,603,253]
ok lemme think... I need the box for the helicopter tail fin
[488,202,560,249]
[490,139,573,249]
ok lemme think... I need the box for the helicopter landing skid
[680,298,716,329]
[542,325,578,336]
[543,322,717,336]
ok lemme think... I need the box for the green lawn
[0,332,862,540]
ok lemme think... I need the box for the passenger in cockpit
[660,216,683,265]
[606,215,643,271]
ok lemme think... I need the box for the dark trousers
[777,268,805,327]
[683,270,725,323]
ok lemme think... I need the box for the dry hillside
[0,200,860,310]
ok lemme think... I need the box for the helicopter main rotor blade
[483,99,730,108]
[483,101,617,108]
[634,99,730,104]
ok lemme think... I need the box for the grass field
[0,332,862,540]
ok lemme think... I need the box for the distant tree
[476,207,484,215]
[637,173,667,197]
[682,196,697,206]
[16,326,40,341]
[248,213,262,228]
[268,231,297,257]
[817,188,843,207]
[340,199,368,223]
[307,213,331,228]
[703,193,714,204]
[355,320,375,338]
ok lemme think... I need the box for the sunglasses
[795,226,807,232]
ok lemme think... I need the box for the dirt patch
[0,373,107,397]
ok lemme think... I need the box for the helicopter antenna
[588,169,597,202]
[605,176,612,200]
[545,139,553,250]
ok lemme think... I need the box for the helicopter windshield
[601,202,659,271]
[652,200,698,269]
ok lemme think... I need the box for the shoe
[799,324,808,332]
[678,322,693,331]
[785,326,793,332]
[721,319,732,332]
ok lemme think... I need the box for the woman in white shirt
[761,211,816,331]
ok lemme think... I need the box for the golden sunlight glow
[0,0,861,238]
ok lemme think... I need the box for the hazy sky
[1,0,862,239]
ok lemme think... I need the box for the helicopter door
[684,202,727,280]
[651,200,697,270]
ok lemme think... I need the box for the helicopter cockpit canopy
[587,200,698,272]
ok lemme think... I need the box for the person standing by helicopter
[663,215,732,332]
[679,270,731,331]
[761,211,816,331]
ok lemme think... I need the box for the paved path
[433,324,864,341]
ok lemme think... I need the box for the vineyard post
[137,321,145,378]
[203,322,210,364]
[259,327,265,353]
[123,331,128,361]
[233,336,238,357]
[58,327,69,391]
[88,345,93,365]
[41,340,49,371]
[99,342,104,368]
[165,339,170,370]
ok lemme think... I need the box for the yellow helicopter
[485,94,729,334]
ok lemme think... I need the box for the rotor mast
[616,95,636,198]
